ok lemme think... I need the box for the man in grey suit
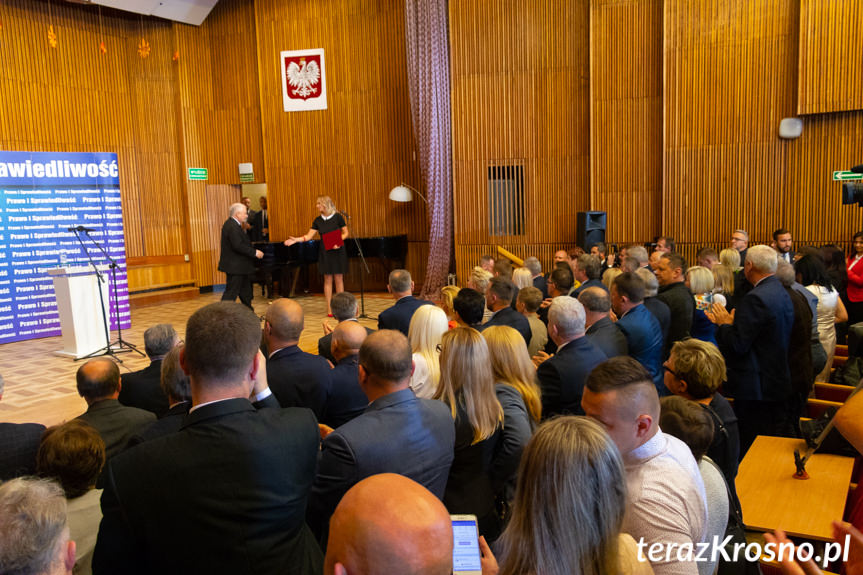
[306,329,455,547]
[75,358,155,460]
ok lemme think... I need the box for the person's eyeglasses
[663,365,681,379]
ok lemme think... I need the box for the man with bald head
[582,357,707,575]
[265,298,332,418]
[307,329,455,547]
[321,321,370,428]
[325,474,453,575]
[75,358,155,461]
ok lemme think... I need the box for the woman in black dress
[284,195,348,316]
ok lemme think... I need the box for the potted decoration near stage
[281,48,327,112]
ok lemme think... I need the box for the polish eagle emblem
[286,57,321,100]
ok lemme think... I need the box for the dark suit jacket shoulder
[537,337,607,419]
[643,296,671,347]
[77,399,156,459]
[307,388,454,542]
[377,296,433,336]
[656,282,695,346]
[218,217,257,275]
[118,360,169,417]
[585,316,628,358]
[267,345,332,418]
[479,307,532,345]
[616,304,664,387]
[94,398,322,575]
[0,422,46,480]
[321,355,368,429]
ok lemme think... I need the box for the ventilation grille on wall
[487,163,525,236]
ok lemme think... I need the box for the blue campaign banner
[0,151,130,345]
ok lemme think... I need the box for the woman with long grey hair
[494,416,653,575]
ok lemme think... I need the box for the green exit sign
[833,170,863,181]
[188,168,208,181]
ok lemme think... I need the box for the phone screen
[452,517,482,574]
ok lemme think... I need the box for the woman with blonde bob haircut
[512,267,533,290]
[494,416,652,575]
[686,266,726,345]
[435,327,505,540]
[408,304,449,399]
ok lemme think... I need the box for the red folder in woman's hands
[322,229,342,250]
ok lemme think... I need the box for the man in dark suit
[218,202,263,309]
[773,228,795,264]
[318,292,374,364]
[307,329,455,546]
[127,345,191,447]
[377,269,433,336]
[249,196,269,242]
[655,252,694,354]
[523,256,548,298]
[321,322,369,429]
[612,272,665,394]
[0,374,46,481]
[571,254,607,298]
[118,323,177,417]
[75,358,156,461]
[708,245,795,455]
[266,298,332,419]
[636,267,671,349]
[479,277,531,345]
[579,287,627,358]
[536,297,607,418]
[93,302,323,575]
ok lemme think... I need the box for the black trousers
[222,273,253,309]
[733,398,797,459]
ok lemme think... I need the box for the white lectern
[48,266,110,359]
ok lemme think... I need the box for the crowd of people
[2,227,863,575]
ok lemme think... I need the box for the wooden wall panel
[255,0,425,281]
[798,0,863,115]
[591,0,663,245]
[450,0,591,285]
[663,0,863,257]
[174,0,265,287]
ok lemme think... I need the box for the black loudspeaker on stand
[576,211,606,250]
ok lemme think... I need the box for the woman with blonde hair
[482,325,540,505]
[686,265,726,345]
[512,267,533,290]
[435,327,504,540]
[284,195,348,316]
[494,416,652,575]
[711,263,736,310]
[602,267,622,292]
[719,248,741,271]
[408,305,449,399]
[439,284,460,329]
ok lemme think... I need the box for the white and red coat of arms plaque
[281,48,327,112]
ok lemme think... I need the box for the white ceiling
[77,0,219,26]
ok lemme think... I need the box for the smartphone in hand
[452,514,482,575]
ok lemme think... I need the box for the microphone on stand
[67,226,96,233]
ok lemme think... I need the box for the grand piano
[254,234,408,297]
